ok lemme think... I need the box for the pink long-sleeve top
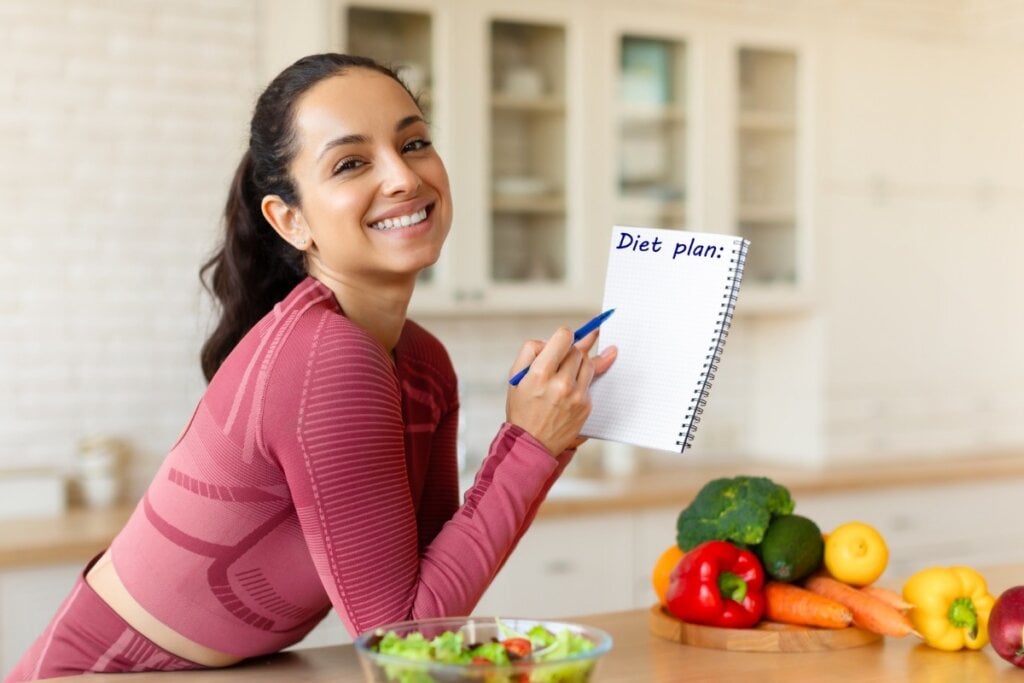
[109,277,569,657]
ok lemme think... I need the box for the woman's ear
[261,195,310,250]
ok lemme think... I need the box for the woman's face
[284,68,452,287]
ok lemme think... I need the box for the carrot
[803,575,920,638]
[859,585,914,612]
[763,581,853,629]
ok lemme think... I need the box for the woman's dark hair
[199,53,416,382]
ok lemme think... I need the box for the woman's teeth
[369,208,428,231]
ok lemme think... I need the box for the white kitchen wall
[816,22,1024,461]
[0,0,258,490]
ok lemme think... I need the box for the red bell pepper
[665,539,766,628]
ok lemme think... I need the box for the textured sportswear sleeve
[261,311,566,637]
[412,401,460,553]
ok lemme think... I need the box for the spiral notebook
[581,226,749,453]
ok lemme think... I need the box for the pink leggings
[3,554,205,682]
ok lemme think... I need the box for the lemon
[824,521,889,586]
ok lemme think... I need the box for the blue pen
[508,308,616,386]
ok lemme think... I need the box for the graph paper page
[581,226,746,453]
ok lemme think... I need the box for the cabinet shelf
[617,195,686,220]
[491,94,566,113]
[619,103,687,124]
[492,194,566,214]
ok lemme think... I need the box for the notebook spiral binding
[676,237,750,451]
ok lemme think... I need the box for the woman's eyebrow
[316,133,367,162]
[315,115,426,162]
[395,114,425,131]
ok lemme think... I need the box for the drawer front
[474,514,634,618]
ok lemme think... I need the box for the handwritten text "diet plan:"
[615,231,726,260]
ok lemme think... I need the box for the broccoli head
[675,476,794,550]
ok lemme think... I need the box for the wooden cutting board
[649,604,882,652]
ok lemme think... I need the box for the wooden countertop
[4,449,1024,570]
[42,562,1024,683]
[0,504,132,569]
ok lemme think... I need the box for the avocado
[756,514,824,583]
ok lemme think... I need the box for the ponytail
[199,151,304,382]
[198,53,416,382]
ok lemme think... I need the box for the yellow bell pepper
[902,566,995,651]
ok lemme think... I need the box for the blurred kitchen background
[2,0,1024,667]
[4,0,1024,500]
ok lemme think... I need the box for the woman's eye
[332,158,364,175]
[403,138,432,153]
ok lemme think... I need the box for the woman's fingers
[511,329,616,387]
[575,350,596,391]
[523,327,575,381]
[508,339,545,378]
[592,345,617,377]
[575,328,600,354]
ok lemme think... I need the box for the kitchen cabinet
[796,478,1024,581]
[732,44,811,310]
[610,22,693,232]
[473,512,635,618]
[261,0,813,315]
[473,474,1024,619]
[601,12,813,314]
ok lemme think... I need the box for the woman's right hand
[505,327,617,456]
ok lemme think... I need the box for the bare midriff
[85,550,242,668]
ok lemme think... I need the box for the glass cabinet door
[489,20,567,284]
[736,47,798,286]
[615,35,688,230]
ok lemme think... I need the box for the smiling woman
[259,68,453,338]
[3,54,615,683]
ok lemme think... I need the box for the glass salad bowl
[354,616,613,683]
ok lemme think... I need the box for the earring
[295,237,308,249]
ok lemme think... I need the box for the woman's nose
[380,153,421,196]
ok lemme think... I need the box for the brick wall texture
[0,0,259,487]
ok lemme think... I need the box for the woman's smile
[367,201,434,232]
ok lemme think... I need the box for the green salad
[366,619,598,683]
